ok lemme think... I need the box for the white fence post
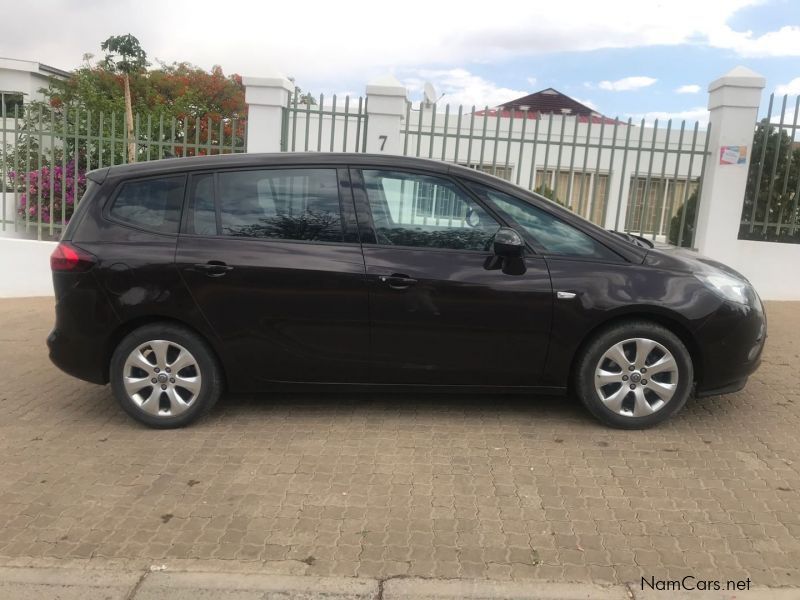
[243,71,294,153]
[365,75,407,155]
[694,67,765,257]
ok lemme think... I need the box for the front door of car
[351,168,553,387]
[176,167,370,387]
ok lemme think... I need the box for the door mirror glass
[493,227,524,257]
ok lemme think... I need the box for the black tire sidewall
[110,324,222,428]
[576,322,693,429]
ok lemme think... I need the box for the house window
[626,176,698,236]
[534,170,609,224]
[460,163,513,181]
[0,92,24,118]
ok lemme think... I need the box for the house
[476,87,617,124]
[0,57,70,116]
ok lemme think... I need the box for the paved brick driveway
[0,297,799,588]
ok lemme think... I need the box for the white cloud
[676,84,701,94]
[626,107,709,127]
[707,25,800,58]
[598,76,657,92]
[527,77,538,88]
[776,77,800,96]
[3,0,796,86]
[402,68,528,108]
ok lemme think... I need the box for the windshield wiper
[608,230,654,249]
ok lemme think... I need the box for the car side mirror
[493,227,525,258]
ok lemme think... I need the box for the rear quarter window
[109,175,186,234]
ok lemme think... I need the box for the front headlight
[696,271,750,305]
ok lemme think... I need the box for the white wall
[0,238,56,297]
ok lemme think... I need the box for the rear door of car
[175,165,370,388]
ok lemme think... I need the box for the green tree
[668,189,697,247]
[101,34,148,162]
[739,119,800,243]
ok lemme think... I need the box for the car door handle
[379,274,418,290]
[193,261,233,277]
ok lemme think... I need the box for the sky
[2,0,799,125]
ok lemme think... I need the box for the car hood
[644,242,750,283]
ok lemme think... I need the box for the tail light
[50,242,96,272]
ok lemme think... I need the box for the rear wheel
[574,320,693,429]
[110,323,222,428]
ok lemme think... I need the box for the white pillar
[365,75,407,155]
[243,71,294,153]
[694,66,765,256]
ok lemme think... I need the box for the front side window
[362,170,500,251]
[110,175,185,234]
[474,184,619,260]
[218,168,343,242]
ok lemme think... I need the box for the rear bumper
[694,299,765,395]
[48,327,107,384]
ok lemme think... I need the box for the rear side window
[109,175,185,234]
[217,168,343,242]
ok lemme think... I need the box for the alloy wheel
[594,337,679,417]
[122,340,202,417]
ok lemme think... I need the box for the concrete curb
[0,565,797,599]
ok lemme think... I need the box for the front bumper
[694,298,766,395]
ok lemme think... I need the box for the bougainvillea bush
[9,161,87,225]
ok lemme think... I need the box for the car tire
[110,323,222,428]
[574,320,693,429]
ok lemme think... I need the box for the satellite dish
[423,81,437,106]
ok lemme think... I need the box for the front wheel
[110,323,222,428]
[574,321,693,429]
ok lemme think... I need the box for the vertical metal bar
[329,95,337,152]
[688,121,712,246]
[146,113,152,161]
[158,114,165,159]
[1,101,6,231]
[428,103,437,159]
[578,117,593,215]
[48,107,55,236]
[416,102,424,158]
[503,108,514,177]
[317,93,324,151]
[304,96,313,152]
[73,108,79,210]
[515,110,528,186]
[361,97,369,153]
[665,121,686,236]
[539,113,555,192]
[61,108,68,229]
[527,115,540,191]
[600,117,620,226]
[552,114,567,201]
[342,96,350,152]
[454,105,463,164]
[11,105,19,232]
[763,94,787,234]
[182,117,189,157]
[36,104,42,238]
[193,115,200,157]
[206,116,213,155]
[217,117,224,155]
[565,116,579,210]
[749,93,773,231]
[441,104,450,161]
[110,113,116,166]
[290,89,298,152]
[625,119,647,231]
[653,119,672,238]
[588,118,608,224]
[638,119,659,235]
[402,98,411,155]
[169,116,176,157]
[24,105,32,232]
[86,110,92,172]
[466,106,476,168]
[97,113,104,168]
[490,106,501,173]
[478,106,489,166]
[134,112,140,162]
[677,121,700,247]
[613,119,633,230]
